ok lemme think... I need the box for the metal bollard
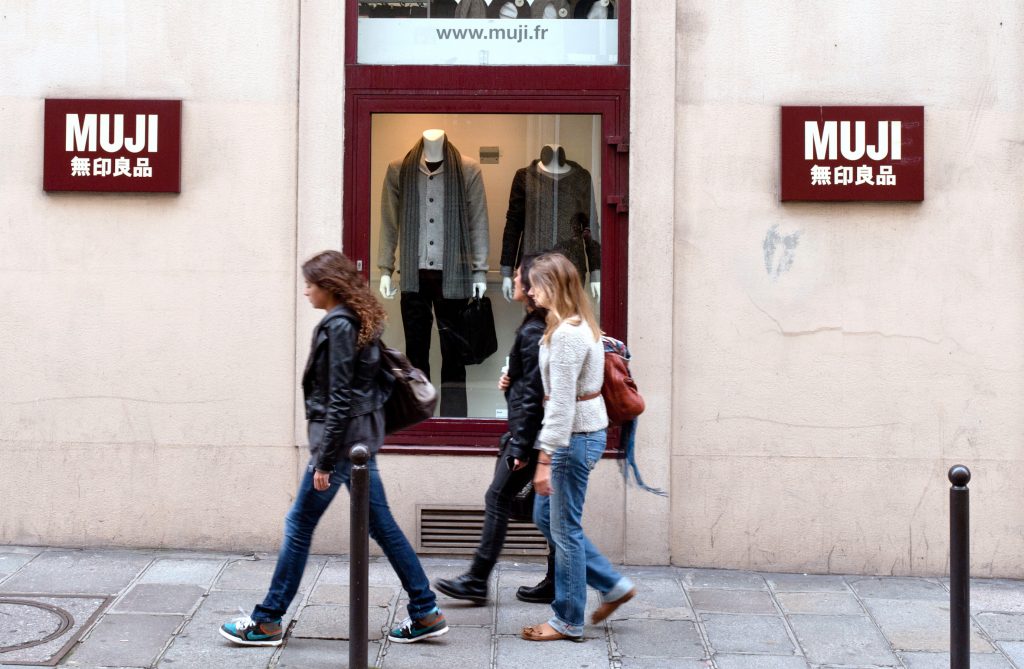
[948,464,971,669]
[349,445,371,669]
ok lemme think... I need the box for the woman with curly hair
[220,250,448,647]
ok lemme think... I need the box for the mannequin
[378,129,490,417]
[454,0,528,19]
[500,144,601,301]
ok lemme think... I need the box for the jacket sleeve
[378,161,400,276]
[316,318,358,471]
[536,327,586,454]
[499,169,526,276]
[507,324,544,460]
[463,157,490,284]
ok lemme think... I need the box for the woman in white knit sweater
[520,253,636,643]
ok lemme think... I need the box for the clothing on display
[379,134,490,417]
[431,0,458,18]
[532,0,571,19]
[499,156,600,283]
[573,0,615,19]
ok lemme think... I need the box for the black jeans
[400,269,467,417]
[474,441,538,572]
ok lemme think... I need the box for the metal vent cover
[416,505,548,556]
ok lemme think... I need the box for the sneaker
[388,610,449,644]
[219,611,284,647]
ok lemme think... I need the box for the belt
[543,390,602,404]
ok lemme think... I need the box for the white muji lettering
[65,113,159,154]
[804,121,902,161]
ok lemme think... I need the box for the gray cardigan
[536,320,608,454]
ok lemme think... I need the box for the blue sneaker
[219,611,284,647]
[388,610,449,643]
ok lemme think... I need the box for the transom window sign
[358,0,618,66]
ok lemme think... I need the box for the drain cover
[0,595,110,666]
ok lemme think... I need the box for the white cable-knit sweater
[536,319,608,454]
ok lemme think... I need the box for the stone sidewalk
[0,546,1022,668]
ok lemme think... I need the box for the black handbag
[459,297,498,365]
[499,432,537,522]
[378,340,437,434]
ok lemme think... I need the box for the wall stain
[763,224,801,278]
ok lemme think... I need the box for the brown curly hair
[302,250,386,347]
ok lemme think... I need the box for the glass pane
[371,113,603,419]
[357,1,618,66]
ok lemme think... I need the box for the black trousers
[474,440,538,572]
[400,269,467,417]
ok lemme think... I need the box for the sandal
[520,622,583,642]
[591,587,636,624]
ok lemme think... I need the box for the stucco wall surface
[672,1,1024,576]
[0,2,302,548]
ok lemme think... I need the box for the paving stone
[688,589,777,614]
[862,598,991,652]
[65,613,182,668]
[291,603,392,640]
[114,584,205,614]
[138,558,225,586]
[775,591,863,615]
[765,573,850,593]
[787,614,898,666]
[977,612,1024,641]
[317,558,402,587]
[0,550,151,595]
[714,655,809,669]
[0,553,36,578]
[213,555,325,592]
[611,618,705,658]
[381,625,489,669]
[621,577,693,620]
[701,614,793,654]
[847,576,947,601]
[276,637,380,668]
[972,580,1024,614]
[900,651,1014,668]
[621,658,710,669]
[307,582,395,607]
[998,641,1024,666]
[681,569,767,590]
[0,594,108,666]
[495,632,610,669]
[432,596,495,627]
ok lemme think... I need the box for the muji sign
[43,99,182,193]
[780,106,923,202]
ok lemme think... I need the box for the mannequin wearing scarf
[378,130,490,417]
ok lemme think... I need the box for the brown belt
[543,390,602,404]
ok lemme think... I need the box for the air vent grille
[417,505,548,555]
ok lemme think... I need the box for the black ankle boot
[516,553,555,604]
[434,558,491,606]
[435,573,488,605]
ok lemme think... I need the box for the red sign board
[43,99,182,193]
[780,106,923,202]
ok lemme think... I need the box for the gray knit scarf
[398,138,473,299]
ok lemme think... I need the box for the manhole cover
[0,594,110,666]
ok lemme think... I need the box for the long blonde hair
[528,252,601,344]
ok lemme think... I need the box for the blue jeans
[252,458,437,623]
[532,430,633,637]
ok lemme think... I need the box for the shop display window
[370,113,603,420]
[357,0,618,65]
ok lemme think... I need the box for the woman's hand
[497,373,510,391]
[533,460,552,496]
[313,469,332,491]
[512,458,527,471]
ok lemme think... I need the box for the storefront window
[370,112,603,419]
[357,0,618,65]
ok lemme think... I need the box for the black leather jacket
[504,311,546,461]
[302,306,385,470]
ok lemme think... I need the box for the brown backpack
[601,335,645,424]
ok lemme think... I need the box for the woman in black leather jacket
[435,254,556,605]
[221,250,448,647]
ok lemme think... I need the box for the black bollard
[349,444,371,669]
[948,464,971,669]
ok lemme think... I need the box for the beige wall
[2,1,1022,578]
[670,1,1024,577]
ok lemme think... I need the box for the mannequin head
[422,129,446,162]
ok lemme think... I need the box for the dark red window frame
[343,1,631,454]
